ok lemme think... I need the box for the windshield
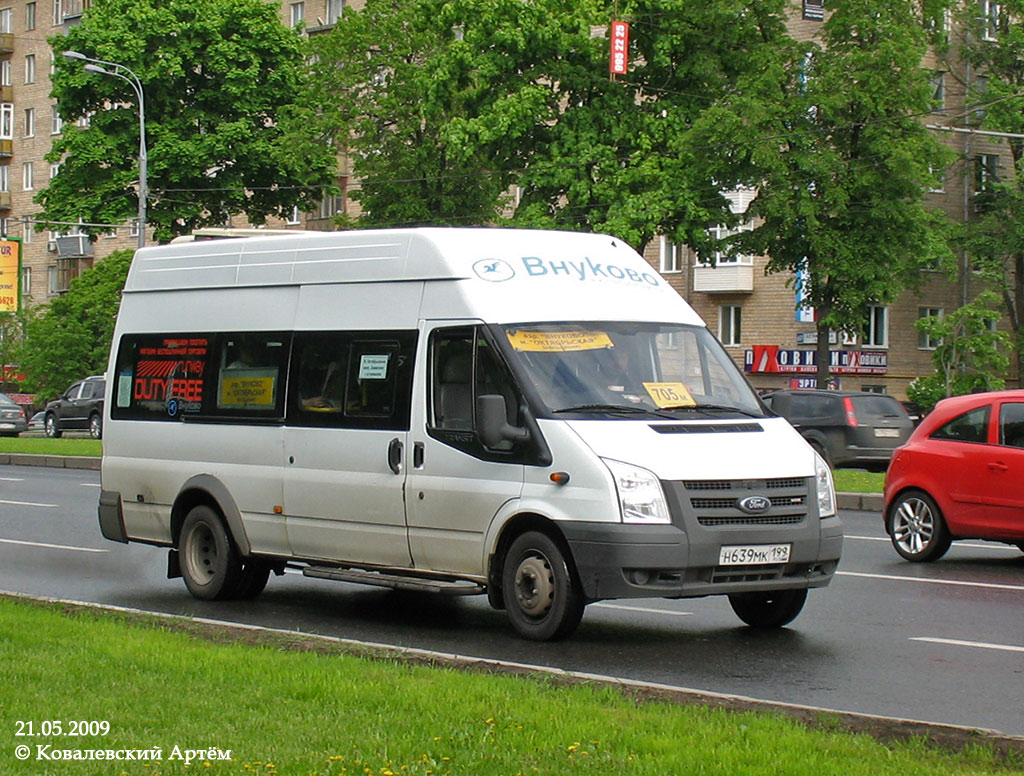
[499,322,764,419]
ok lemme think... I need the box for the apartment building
[640,1,1015,399]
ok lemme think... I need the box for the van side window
[430,327,522,452]
[216,333,289,415]
[111,333,215,420]
[289,331,416,431]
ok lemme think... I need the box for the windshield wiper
[659,403,764,419]
[553,404,671,418]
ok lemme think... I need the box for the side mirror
[476,394,527,449]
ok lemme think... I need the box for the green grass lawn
[832,469,886,494]
[0,437,102,456]
[0,597,1017,776]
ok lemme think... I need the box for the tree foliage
[718,0,953,385]
[907,291,1010,411]
[40,0,336,243]
[292,0,792,248]
[17,250,133,401]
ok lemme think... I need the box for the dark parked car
[884,390,1024,561]
[0,391,28,437]
[762,389,913,470]
[44,375,105,439]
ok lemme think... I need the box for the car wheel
[235,559,271,599]
[179,505,243,600]
[887,490,952,562]
[728,588,807,628]
[44,413,62,439]
[808,439,831,469]
[502,531,584,641]
[88,413,102,440]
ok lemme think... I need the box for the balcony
[693,263,754,293]
[0,85,11,102]
[55,234,94,258]
[0,34,13,54]
[0,139,11,157]
[0,191,10,209]
[62,0,89,25]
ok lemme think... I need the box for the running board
[302,566,486,596]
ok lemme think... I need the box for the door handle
[387,438,403,475]
[988,461,1008,472]
[413,442,425,469]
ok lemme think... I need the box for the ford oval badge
[738,495,771,514]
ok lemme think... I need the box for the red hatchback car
[884,390,1024,561]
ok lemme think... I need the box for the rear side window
[111,332,289,422]
[289,330,416,431]
[998,403,1024,448]
[850,395,904,418]
[789,394,836,420]
[930,406,990,444]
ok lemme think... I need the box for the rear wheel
[887,490,951,562]
[45,413,62,438]
[502,531,584,641]
[179,505,243,600]
[728,588,807,628]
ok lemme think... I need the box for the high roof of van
[124,227,703,326]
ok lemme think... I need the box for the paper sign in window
[507,330,614,352]
[359,354,390,380]
[643,382,696,408]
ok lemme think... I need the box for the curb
[836,491,884,512]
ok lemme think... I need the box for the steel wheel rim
[184,522,217,585]
[90,416,101,438]
[514,552,555,618]
[893,497,934,555]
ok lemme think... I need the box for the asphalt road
[2,464,1022,738]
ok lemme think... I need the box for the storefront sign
[745,345,887,375]
[0,239,21,313]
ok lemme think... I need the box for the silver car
[0,392,28,436]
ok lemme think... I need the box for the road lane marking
[593,602,693,617]
[846,534,1019,552]
[838,570,1024,592]
[0,476,25,482]
[80,483,101,488]
[911,637,1024,654]
[0,538,107,553]
[0,499,58,508]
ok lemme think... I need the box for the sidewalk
[0,453,883,511]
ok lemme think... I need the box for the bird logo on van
[472,258,516,282]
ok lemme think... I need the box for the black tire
[179,505,243,600]
[728,588,807,629]
[235,560,271,599]
[45,413,62,439]
[502,531,584,641]
[887,490,952,562]
[88,412,103,440]
[808,439,831,469]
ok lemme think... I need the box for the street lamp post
[62,51,147,249]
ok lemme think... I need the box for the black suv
[45,375,106,439]
[762,389,913,470]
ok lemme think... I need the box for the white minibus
[98,228,842,640]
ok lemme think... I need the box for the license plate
[719,544,791,566]
[874,428,900,438]
[0,422,14,430]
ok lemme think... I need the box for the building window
[22,161,33,191]
[981,0,1001,41]
[23,108,33,137]
[22,217,32,243]
[697,187,756,266]
[286,205,301,225]
[660,236,682,273]
[25,2,35,30]
[0,165,8,192]
[290,1,304,27]
[802,0,824,21]
[48,265,58,295]
[0,60,9,87]
[49,162,59,179]
[917,307,943,350]
[975,154,1000,195]
[864,305,888,348]
[931,71,944,113]
[129,219,139,238]
[317,188,345,219]
[327,0,343,24]
[720,305,742,346]
[0,103,13,139]
[0,8,11,33]
[50,105,62,135]
[24,54,35,85]
[21,265,31,297]
[51,0,61,26]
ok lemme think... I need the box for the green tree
[39,0,336,244]
[0,313,26,392]
[291,0,792,248]
[907,291,1010,411]
[17,250,133,401]
[719,0,953,387]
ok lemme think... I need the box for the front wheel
[45,413,62,438]
[729,588,807,628]
[887,490,951,562]
[502,531,584,641]
[88,413,102,440]
[179,506,243,600]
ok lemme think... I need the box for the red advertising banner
[610,21,629,75]
[744,346,887,375]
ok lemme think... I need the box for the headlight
[815,453,836,518]
[603,458,671,524]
